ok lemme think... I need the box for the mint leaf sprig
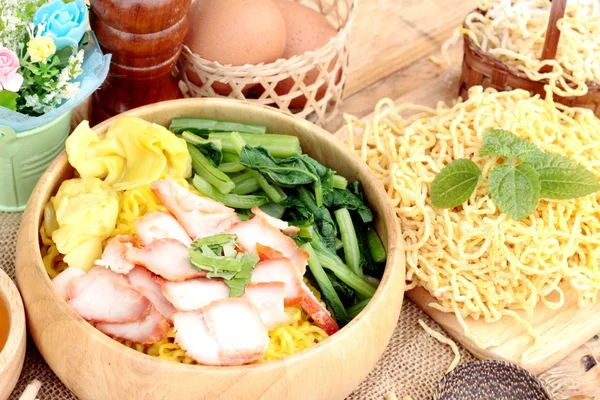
[430,129,600,220]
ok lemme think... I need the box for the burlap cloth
[1,212,562,400]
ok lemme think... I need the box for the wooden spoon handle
[541,0,568,61]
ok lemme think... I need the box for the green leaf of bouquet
[488,163,541,220]
[528,153,600,200]
[0,90,18,111]
[479,129,545,164]
[430,158,482,209]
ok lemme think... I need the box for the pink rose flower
[0,47,24,92]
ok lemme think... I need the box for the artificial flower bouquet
[0,0,110,132]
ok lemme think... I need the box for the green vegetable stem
[209,132,301,158]
[334,208,362,277]
[170,118,266,135]
[188,143,235,194]
[192,175,268,209]
[302,243,348,323]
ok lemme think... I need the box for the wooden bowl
[15,98,406,400]
[0,269,26,400]
[434,360,551,400]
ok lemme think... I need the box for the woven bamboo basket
[458,0,600,117]
[176,0,356,128]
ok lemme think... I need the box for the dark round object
[434,360,551,400]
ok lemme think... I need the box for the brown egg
[184,0,287,94]
[273,0,339,108]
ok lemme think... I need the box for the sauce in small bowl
[0,292,9,352]
[0,269,26,399]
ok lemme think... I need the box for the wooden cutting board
[336,50,600,376]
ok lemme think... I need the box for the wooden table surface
[71,0,599,397]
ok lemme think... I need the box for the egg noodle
[340,86,600,355]
[417,319,460,373]
[41,178,328,363]
[444,0,600,97]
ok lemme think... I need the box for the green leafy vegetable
[334,208,362,277]
[189,234,259,297]
[528,153,600,200]
[192,175,268,209]
[479,129,545,164]
[488,163,540,220]
[366,228,386,264]
[430,159,482,209]
[326,271,356,308]
[297,187,338,251]
[225,254,259,297]
[182,131,223,166]
[188,144,235,194]
[347,298,370,319]
[258,202,286,219]
[239,145,334,206]
[248,170,287,203]
[332,175,348,190]
[323,188,373,223]
[302,243,348,323]
[209,132,301,158]
[170,118,266,134]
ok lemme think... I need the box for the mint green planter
[0,111,72,212]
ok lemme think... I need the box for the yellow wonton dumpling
[51,177,119,271]
[66,116,192,191]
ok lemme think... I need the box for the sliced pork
[250,207,300,236]
[151,178,240,240]
[127,266,176,321]
[228,215,309,274]
[250,258,304,306]
[125,238,206,281]
[96,309,170,344]
[68,266,152,323]
[94,235,135,274]
[174,298,269,366]
[300,282,339,335]
[242,282,291,330]
[134,211,192,247]
[52,267,85,300]
[160,278,229,311]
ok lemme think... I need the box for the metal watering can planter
[0,111,71,212]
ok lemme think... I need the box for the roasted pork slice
[68,266,152,323]
[173,298,269,366]
[250,258,305,306]
[300,282,339,335]
[134,211,192,247]
[125,238,206,281]
[127,266,176,321]
[202,299,269,365]
[151,178,240,240]
[52,267,85,300]
[228,216,308,273]
[96,309,170,344]
[173,311,221,366]
[242,282,291,330]
[250,207,300,236]
[94,235,135,274]
[160,278,229,311]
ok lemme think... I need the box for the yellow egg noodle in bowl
[340,86,600,355]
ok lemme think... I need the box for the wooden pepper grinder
[89,0,191,125]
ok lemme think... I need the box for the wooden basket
[458,0,600,117]
[176,0,356,129]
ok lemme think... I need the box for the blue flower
[34,0,89,50]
